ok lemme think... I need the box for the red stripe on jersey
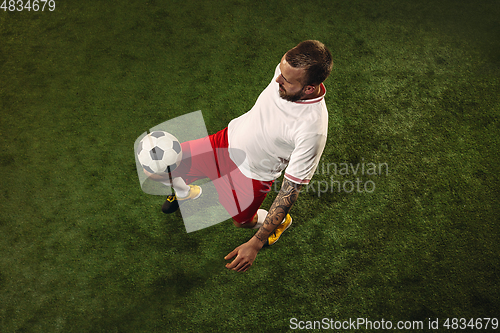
[285,173,311,184]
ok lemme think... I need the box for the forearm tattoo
[254,179,303,244]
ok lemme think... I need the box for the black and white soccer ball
[137,131,182,175]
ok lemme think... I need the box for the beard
[278,84,306,102]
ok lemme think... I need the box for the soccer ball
[137,131,182,175]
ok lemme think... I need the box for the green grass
[1,0,499,332]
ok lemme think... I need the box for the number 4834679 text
[1,0,55,11]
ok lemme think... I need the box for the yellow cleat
[267,214,292,246]
[177,185,202,201]
[162,185,202,214]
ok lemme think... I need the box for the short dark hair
[285,40,333,86]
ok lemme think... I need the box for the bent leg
[228,179,273,228]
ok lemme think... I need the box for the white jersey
[228,64,328,184]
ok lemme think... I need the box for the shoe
[162,185,202,214]
[266,214,292,246]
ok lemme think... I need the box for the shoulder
[293,102,328,136]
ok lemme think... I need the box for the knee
[233,218,257,228]
[232,216,256,228]
[232,219,246,228]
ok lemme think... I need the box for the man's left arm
[224,178,303,272]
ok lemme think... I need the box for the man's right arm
[253,178,303,245]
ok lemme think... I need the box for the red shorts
[171,128,274,224]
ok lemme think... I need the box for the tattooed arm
[254,178,303,244]
[224,178,303,272]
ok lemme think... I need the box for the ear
[303,84,317,95]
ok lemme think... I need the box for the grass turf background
[1,0,499,332]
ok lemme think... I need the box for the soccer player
[155,40,332,272]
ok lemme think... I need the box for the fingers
[237,262,251,272]
[224,249,239,269]
[226,257,251,272]
[224,248,238,260]
[225,260,235,269]
[224,244,256,272]
[225,254,252,272]
[225,253,240,269]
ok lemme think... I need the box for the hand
[224,238,263,272]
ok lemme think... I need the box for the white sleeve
[284,134,327,184]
